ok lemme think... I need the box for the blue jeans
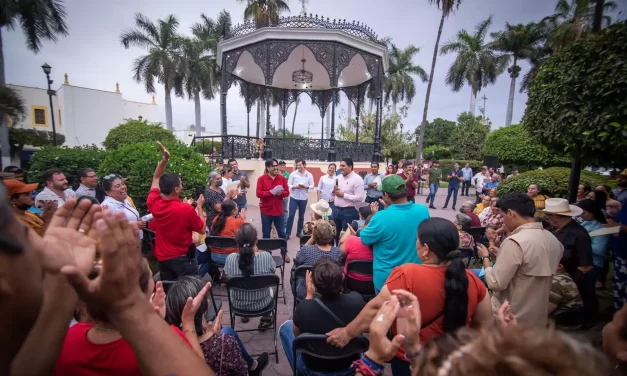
[196,249,211,277]
[211,252,229,267]
[286,198,308,237]
[443,186,459,208]
[333,206,358,243]
[427,184,439,206]
[280,321,354,376]
[261,213,287,257]
[238,202,248,213]
[221,327,254,368]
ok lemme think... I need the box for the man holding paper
[286,159,314,239]
[256,158,290,260]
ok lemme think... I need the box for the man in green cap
[359,174,430,293]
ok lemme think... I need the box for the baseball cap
[4,179,38,196]
[381,175,406,194]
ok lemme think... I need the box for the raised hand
[40,198,100,275]
[305,270,316,299]
[151,281,167,319]
[364,296,405,364]
[496,300,517,327]
[182,282,211,329]
[239,208,247,221]
[156,141,171,160]
[41,200,57,221]
[370,201,379,215]
[196,194,205,208]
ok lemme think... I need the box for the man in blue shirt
[461,163,473,196]
[359,174,430,292]
[443,162,464,210]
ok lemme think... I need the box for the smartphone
[335,179,339,186]
[195,186,204,200]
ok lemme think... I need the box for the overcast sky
[5,0,625,137]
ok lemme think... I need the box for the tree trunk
[416,10,446,163]
[291,98,299,134]
[164,86,173,131]
[0,28,10,168]
[392,101,397,115]
[505,59,517,127]
[194,90,201,136]
[256,98,261,138]
[470,85,478,116]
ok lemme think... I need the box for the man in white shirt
[75,168,98,200]
[35,168,76,208]
[471,165,490,204]
[286,159,314,239]
[332,157,365,243]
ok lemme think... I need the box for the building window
[31,106,48,127]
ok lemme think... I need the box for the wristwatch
[482,256,491,261]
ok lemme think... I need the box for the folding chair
[256,238,287,304]
[292,334,369,376]
[467,226,486,245]
[143,229,156,253]
[345,261,375,301]
[458,248,475,268]
[291,265,313,314]
[204,236,238,287]
[160,280,222,322]
[226,274,281,362]
[299,235,311,247]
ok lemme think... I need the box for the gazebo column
[264,86,272,159]
[372,61,383,163]
[355,86,361,144]
[246,84,251,155]
[328,89,337,162]
[220,55,228,158]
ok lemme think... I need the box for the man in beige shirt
[478,193,563,327]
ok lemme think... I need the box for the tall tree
[120,14,181,131]
[450,112,490,160]
[384,44,428,114]
[416,0,462,163]
[237,0,290,27]
[440,16,508,115]
[0,0,68,167]
[489,22,545,126]
[543,0,616,49]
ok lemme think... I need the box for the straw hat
[310,199,332,218]
[541,198,583,217]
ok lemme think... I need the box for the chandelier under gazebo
[292,46,313,86]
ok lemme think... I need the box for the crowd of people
[2,147,627,376]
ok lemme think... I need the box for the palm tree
[489,22,545,126]
[237,0,291,27]
[416,0,462,162]
[440,16,508,115]
[385,44,428,114]
[120,14,181,131]
[544,0,616,49]
[0,0,68,166]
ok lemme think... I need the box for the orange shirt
[210,216,246,254]
[384,264,486,361]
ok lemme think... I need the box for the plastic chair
[160,280,222,322]
[345,260,375,301]
[299,235,312,247]
[458,248,476,268]
[256,238,287,304]
[291,265,313,314]
[226,274,281,362]
[292,334,369,376]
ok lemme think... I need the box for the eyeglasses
[271,164,278,167]
[85,175,97,178]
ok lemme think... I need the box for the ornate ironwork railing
[225,14,384,45]
[192,135,375,162]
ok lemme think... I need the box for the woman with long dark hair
[224,224,276,331]
[577,199,611,289]
[326,217,492,376]
[208,200,246,266]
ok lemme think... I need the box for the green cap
[381,175,406,194]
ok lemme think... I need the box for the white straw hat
[310,199,332,219]
[541,198,583,217]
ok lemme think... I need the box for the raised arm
[151,142,171,190]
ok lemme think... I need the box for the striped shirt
[224,252,276,311]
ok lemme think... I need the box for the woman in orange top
[326,217,493,376]
[209,200,246,266]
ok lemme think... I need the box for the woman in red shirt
[339,215,373,282]
[327,218,493,376]
[55,259,192,376]
[209,200,246,266]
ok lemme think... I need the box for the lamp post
[41,63,57,146]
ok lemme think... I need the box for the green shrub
[27,145,106,187]
[103,119,176,150]
[497,167,607,198]
[436,159,483,175]
[98,141,208,212]
[423,145,452,160]
[192,140,222,155]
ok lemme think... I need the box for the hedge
[497,167,607,198]
[27,145,106,188]
[192,140,222,155]
[422,145,452,160]
[103,119,176,150]
[98,141,208,213]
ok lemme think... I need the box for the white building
[8,75,157,152]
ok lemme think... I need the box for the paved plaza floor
[205,188,475,375]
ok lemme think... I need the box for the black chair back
[345,261,375,299]
[458,248,475,268]
[226,273,280,291]
[205,236,238,250]
[300,235,311,246]
[467,226,486,238]
[292,334,369,375]
[256,238,288,251]
[291,265,312,313]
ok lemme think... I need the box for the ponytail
[443,250,469,332]
[238,243,254,277]
[211,200,236,235]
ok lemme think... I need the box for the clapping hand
[182,282,211,331]
[156,141,170,160]
[305,270,316,299]
[364,296,405,364]
[239,208,247,221]
[392,289,421,355]
[370,201,379,215]
[497,300,517,327]
[196,194,205,208]
[151,281,166,319]
[485,228,498,243]
[41,200,57,220]
[477,243,490,258]
[603,305,627,363]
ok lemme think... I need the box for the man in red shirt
[398,161,419,203]
[256,158,290,261]
[146,142,206,281]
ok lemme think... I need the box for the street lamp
[41,63,57,146]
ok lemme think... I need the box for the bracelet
[361,353,384,372]
[405,347,422,360]
[183,329,196,334]
[352,357,384,376]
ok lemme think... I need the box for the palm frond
[17,0,68,53]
